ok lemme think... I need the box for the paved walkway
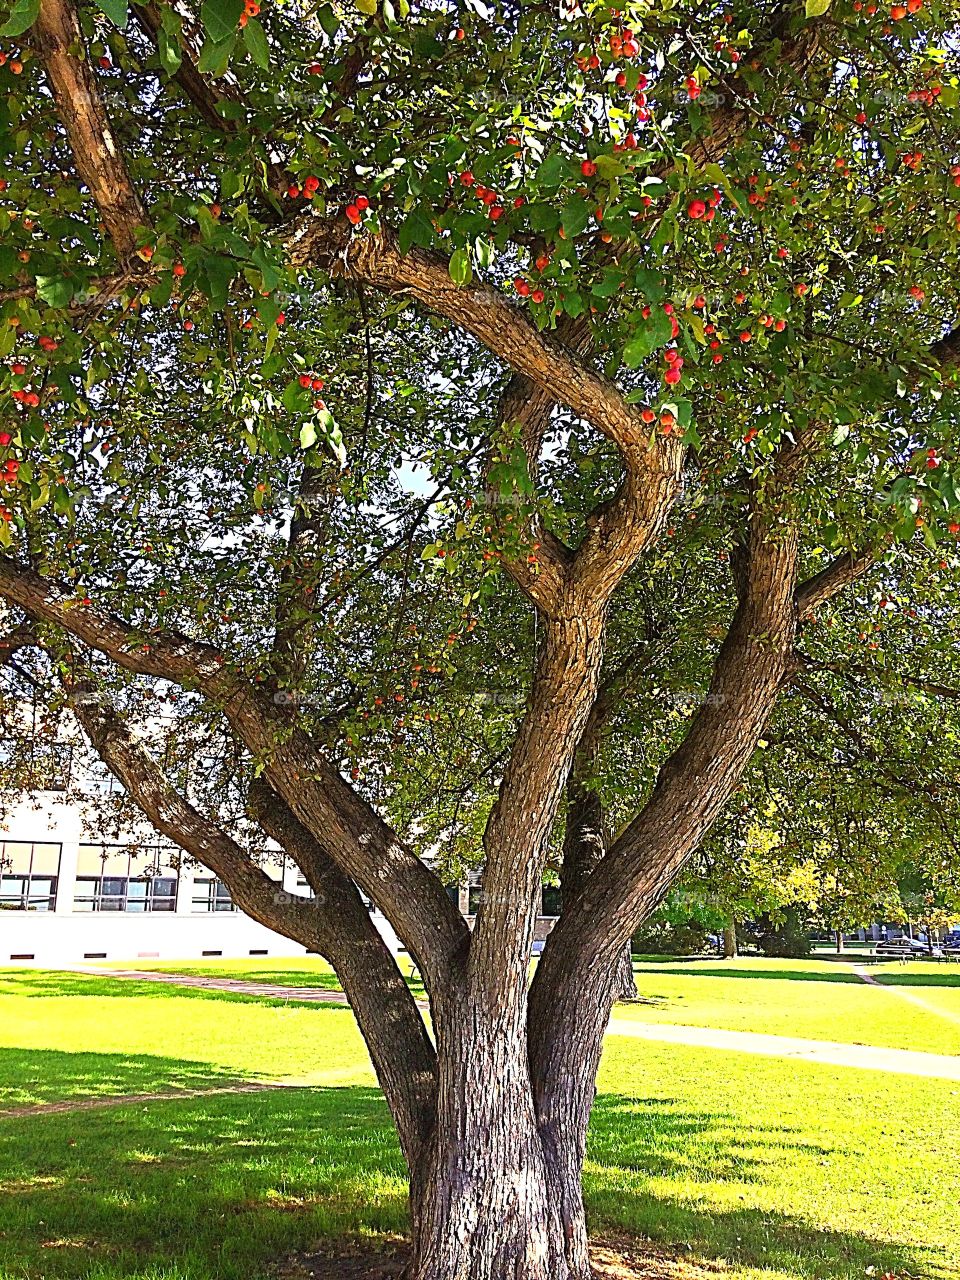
[606,1017,960,1080]
[83,967,356,1005]
[73,966,960,1083]
[851,962,960,1028]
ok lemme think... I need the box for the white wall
[0,792,402,965]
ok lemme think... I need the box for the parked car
[874,936,928,956]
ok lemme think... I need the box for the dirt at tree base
[275,1235,726,1280]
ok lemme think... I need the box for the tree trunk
[835,928,844,954]
[408,1002,590,1280]
[614,942,636,1000]
[723,920,738,958]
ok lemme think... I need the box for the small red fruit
[345,203,362,225]
[687,198,707,220]
[581,159,597,177]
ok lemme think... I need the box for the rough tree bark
[723,922,738,958]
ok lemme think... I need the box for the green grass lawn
[618,957,960,1055]
[0,968,959,1280]
[111,953,960,1055]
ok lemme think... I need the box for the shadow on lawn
[873,970,960,989]
[0,1059,939,1280]
[633,965,862,984]
[0,1046,249,1109]
[633,961,960,990]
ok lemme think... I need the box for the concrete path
[851,962,960,1028]
[81,966,356,1004]
[68,966,960,1083]
[606,1017,960,1080]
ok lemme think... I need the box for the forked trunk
[407,1000,594,1280]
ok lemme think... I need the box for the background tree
[1,1,960,1277]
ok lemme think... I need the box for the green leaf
[200,0,243,46]
[421,544,438,560]
[201,255,238,310]
[316,3,339,35]
[535,154,566,190]
[96,0,127,28]
[283,379,310,413]
[398,210,434,255]
[158,25,182,75]
[197,32,237,75]
[559,195,592,239]
[448,248,472,287]
[355,0,377,12]
[35,274,75,308]
[242,17,269,69]
[0,0,39,37]
[805,0,831,15]
[299,421,318,450]
[623,309,674,366]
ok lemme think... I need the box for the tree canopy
[1,1,959,1276]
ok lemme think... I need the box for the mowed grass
[620,957,960,1054]
[0,970,376,1107]
[114,953,960,1055]
[1,969,959,1280]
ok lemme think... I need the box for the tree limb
[796,548,876,618]
[33,0,149,258]
[69,683,437,1164]
[0,557,470,984]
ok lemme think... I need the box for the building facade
[0,792,404,965]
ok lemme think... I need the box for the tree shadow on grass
[631,962,960,990]
[633,965,862,985]
[873,970,960,989]
[0,1046,250,1109]
[0,1058,944,1280]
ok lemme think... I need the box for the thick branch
[70,687,437,1164]
[0,558,469,983]
[930,325,960,373]
[247,778,438,1163]
[796,548,875,618]
[34,0,148,258]
[290,220,672,487]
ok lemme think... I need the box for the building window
[541,887,562,918]
[0,841,61,911]
[74,844,178,913]
[465,885,561,917]
[191,878,236,913]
